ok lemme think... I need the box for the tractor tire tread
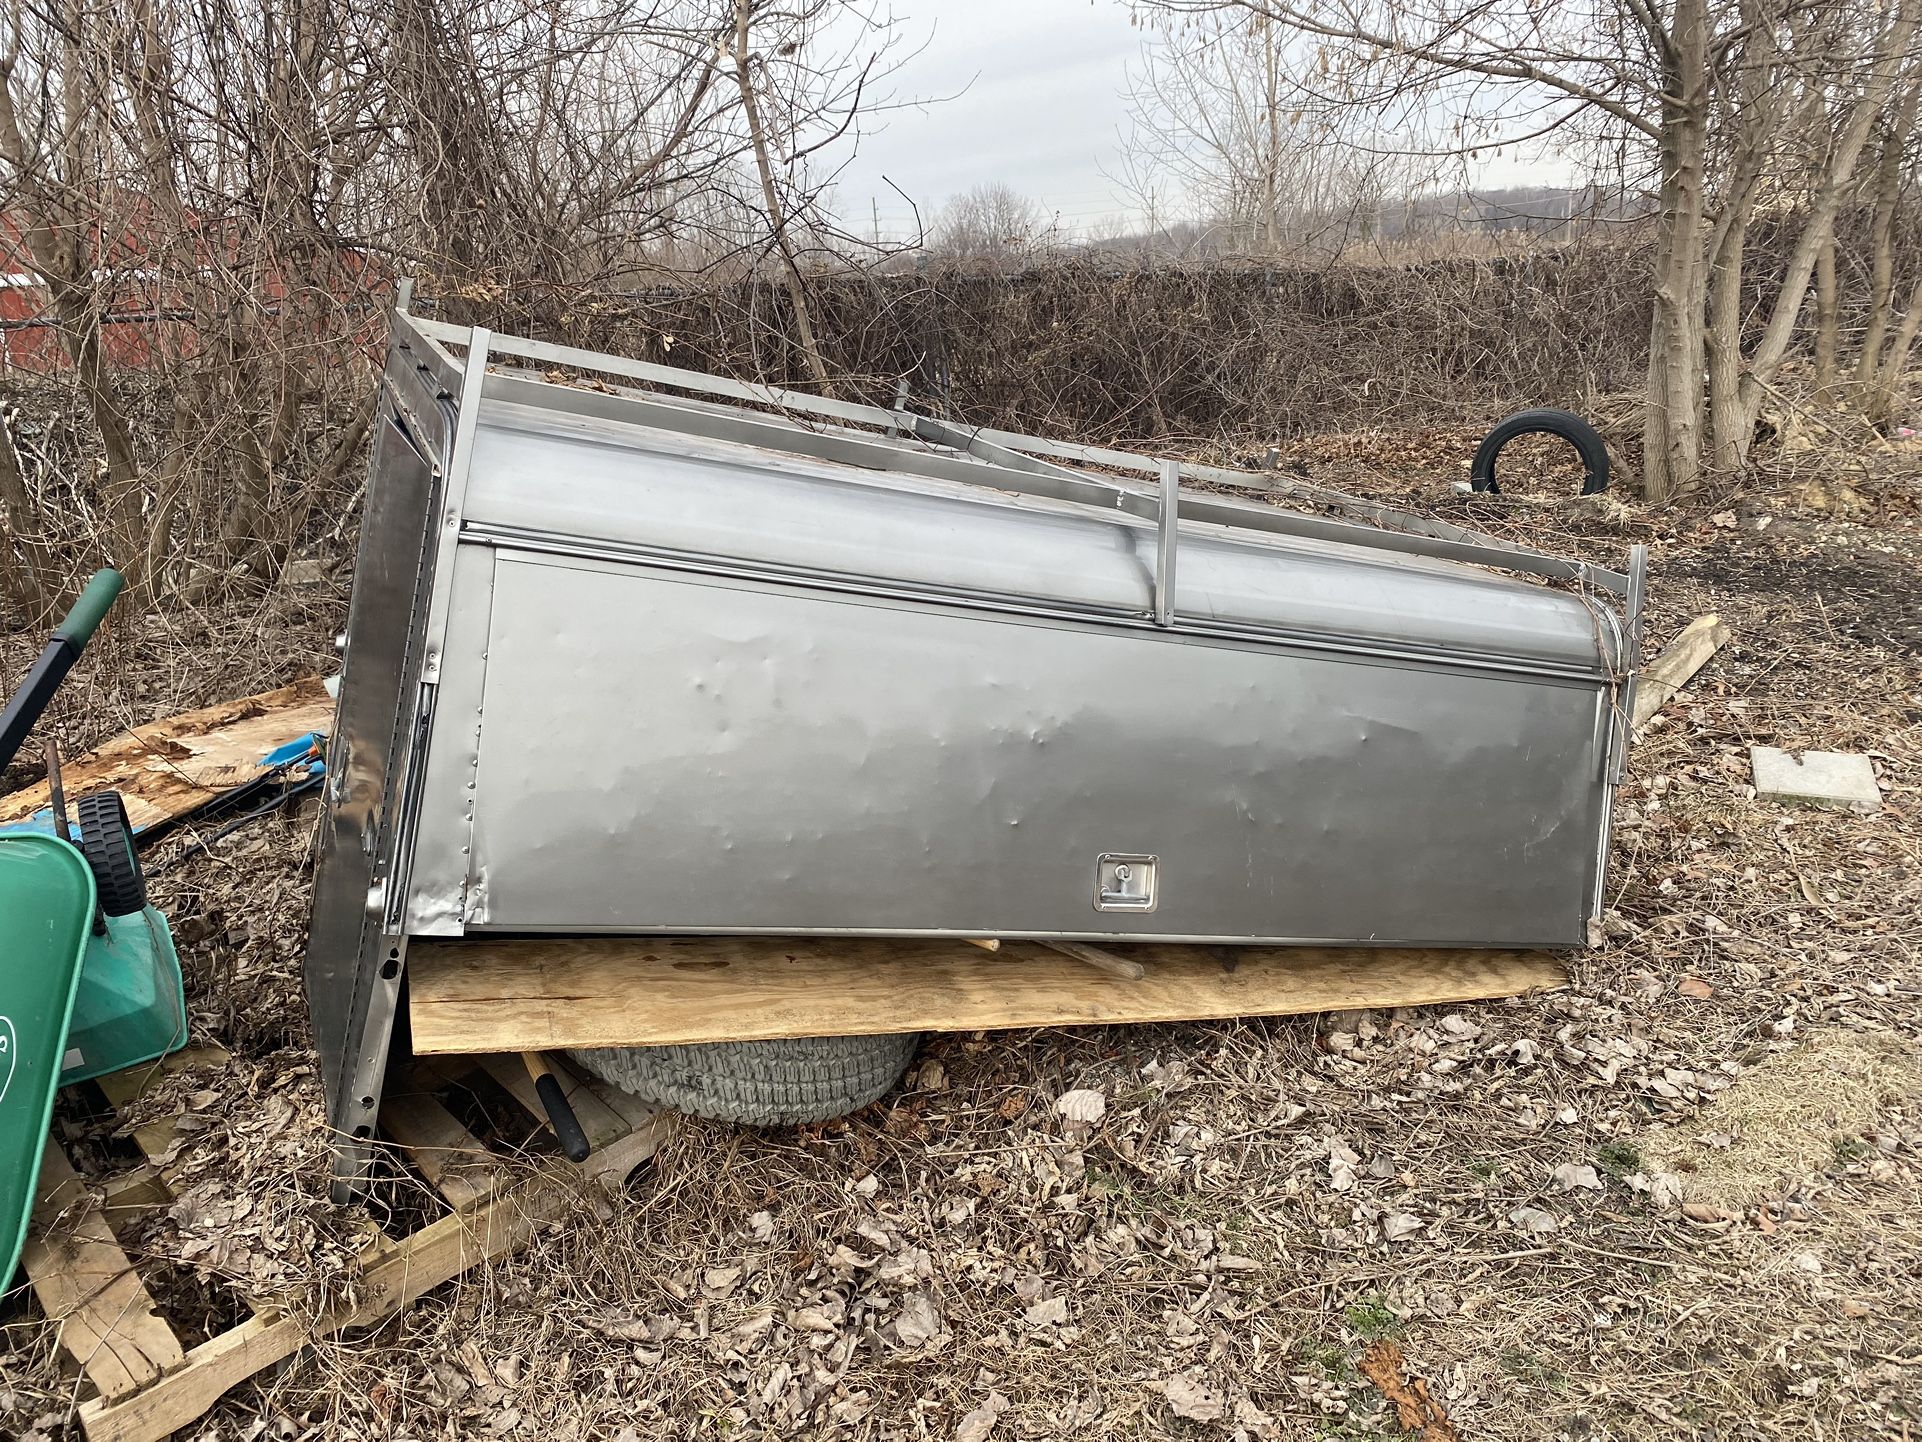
[569,1033,921,1126]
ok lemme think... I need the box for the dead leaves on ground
[1358,1341,1462,1442]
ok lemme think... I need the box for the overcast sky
[827,0,1150,239]
[821,0,1577,241]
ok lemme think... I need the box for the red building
[0,211,388,374]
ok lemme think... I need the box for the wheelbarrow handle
[55,568,125,648]
[0,567,126,777]
[522,1052,592,1163]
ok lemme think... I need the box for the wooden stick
[964,938,1001,952]
[1038,939,1146,981]
[60,1053,669,1442]
[1633,614,1731,728]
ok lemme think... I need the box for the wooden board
[1633,614,1730,728]
[407,936,1568,1055]
[376,1089,501,1210]
[21,1143,184,1399]
[0,677,332,832]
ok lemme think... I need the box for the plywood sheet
[408,936,1567,1054]
[0,678,332,832]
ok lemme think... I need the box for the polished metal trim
[907,412,1089,484]
[420,328,492,686]
[411,313,888,428]
[1588,540,1650,929]
[306,388,450,1199]
[458,522,1617,685]
[453,924,1581,947]
[320,324,490,1197]
[1155,459,1179,628]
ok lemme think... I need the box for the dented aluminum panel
[308,311,1644,1192]
[446,554,1610,944]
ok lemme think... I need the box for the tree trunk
[1261,22,1280,254]
[1865,275,1922,427]
[1706,218,1748,475]
[731,0,830,390]
[0,24,151,589]
[1733,2,1919,441]
[0,408,49,618]
[1644,268,1677,502]
[1642,0,1710,502]
[1856,85,1918,387]
[1813,234,1838,398]
[1693,0,1784,477]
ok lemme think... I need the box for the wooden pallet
[19,1048,671,1442]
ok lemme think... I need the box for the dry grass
[2,412,1920,1442]
[1643,1029,1922,1210]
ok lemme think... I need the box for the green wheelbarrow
[1,569,186,1286]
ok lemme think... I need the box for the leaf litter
[1,423,1919,1440]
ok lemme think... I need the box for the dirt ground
[2,416,1920,1442]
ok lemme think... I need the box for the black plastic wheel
[1470,408,1611,496]
[74,790,146,916]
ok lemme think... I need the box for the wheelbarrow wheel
[569,1032,922,1126]
[73,790,145,916]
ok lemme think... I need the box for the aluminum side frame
[305,315,469,1196]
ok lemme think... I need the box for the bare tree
[0,0,907,613]
[1116,14,1410,257]
[713,1,918,385]
[1854,77,1922,426]
[0,0,152,594]
[930,183,1051,262]
[1136,0,1921,500]
[0,402,41,613]
[378,2,740,300]
[1696,0,1918,473]
[728,0,827,385]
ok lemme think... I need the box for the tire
[569,1032,922,1126]
[1470,408,1610,496]
[74,790,146,916]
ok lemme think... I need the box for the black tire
[1470,408,1610,496]
[74,790,145,916]
[569,1033,922,1126]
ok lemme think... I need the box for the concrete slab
[1750,747,1882,814]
